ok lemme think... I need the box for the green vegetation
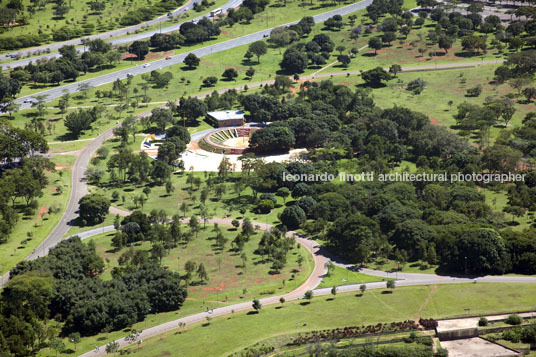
[0,0,185,51]
[0,122,73,274]
[318,264,389,288]
[122,283,536,356]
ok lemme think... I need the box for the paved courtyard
[441,337,521,357]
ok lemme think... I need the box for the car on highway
[263,34,269,38]
[165,56,172,60]
[127,73,134,77]
[143,63,151,68]
[23,98,35,104]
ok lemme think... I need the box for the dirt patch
[51,186,57,193]
[370,49,388,54]
[204,281,225,291]
[122,53,137,60]
[430,118,439,125]
[55,165,73,170]
[36,205,48,220]
[144,50,172,61]
[341,81,350,86]
[187,140,201,151]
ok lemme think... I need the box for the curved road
[1,0,242,69]
[77,219,536,356]
[13,0,374,110]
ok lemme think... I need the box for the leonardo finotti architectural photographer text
[282,172,526,184]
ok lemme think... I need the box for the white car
[143,63,151,68]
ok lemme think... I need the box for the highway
[13,0,374,110]
[1,0,243,69]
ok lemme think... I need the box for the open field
[38,224,314,356]
[0,0,185,49]
[119,283,536,356]
[0,155,74,275]
[317,264,392,288]
[90,225,314,300]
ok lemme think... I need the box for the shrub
[478,317,489,326]
[466,85,482,97]
[505,314,522,325]
[257,199,274,213]
[502,328,522,343]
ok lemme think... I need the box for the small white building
[207,110,245,127]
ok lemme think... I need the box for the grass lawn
[89,225,314,300]
[47,138,93,153]
[0,155,74,275]
[317,264,391,289]
[328,65,532,143]
[119,283,536,356]
[43,223,314,356]
[0,0,184,51]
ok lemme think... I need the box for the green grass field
[317,264,391,288]
[39,223,314,356]
[0,0,184,50]
[90,225,313,300]
[0,155,74,275]
[120,283,536,356]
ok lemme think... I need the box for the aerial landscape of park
[1,0,536,354]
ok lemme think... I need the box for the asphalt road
[76,219,536,357]
[1,0,242,69]
[13,0,374,110]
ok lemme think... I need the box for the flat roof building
[207,110,245,127]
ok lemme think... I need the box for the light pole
[465,256,468,275]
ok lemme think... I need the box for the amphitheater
[201,127,259,154]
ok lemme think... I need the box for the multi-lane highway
[14,0,374,110]
[1,0,242,69]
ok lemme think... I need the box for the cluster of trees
[0,121,50,243]
[179,17,221,44]
[120,0,184,25]
[64,106,103,138]
[9,40,121,88]
[233,80,536,274]
[221,0,270,26]
[0,74,22,113]
[1,236,186,355]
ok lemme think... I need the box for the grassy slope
[124,283,536,356]
[317,264,392,288]
[0,155,74,275]
[91,226,313,300]
[0,0,183,48]
[41,225,314,356]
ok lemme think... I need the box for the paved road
[74,220,536,356]
[0,0,242,69]
[13,0,374,110]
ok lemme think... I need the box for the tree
[49,338,65,357]
[105,341,119,354]
[438,35,454,53]
[69,332,81,351]
[361,67,392,87]
[197,262,208,282]
[386,279,396,291]
[248,41,267,63]
[183,53,200,69]
[245,67,256,79]
[280,205,306,230]
[222,68,238,81]
[202,76,218,87]
[337,54,351,67]
[330,286,337,299]
[252,298,262,312]
[128,41,149,60]
[389,64,402,76]
[382,32,396,45]
[280,47,308,74]
[304,290,313,303]
[360,284,366,295]
[179,97,207,125]
[78,193,110,225]
[276,187,290,203]
[368,37,382,55]
[279,297,285,306]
